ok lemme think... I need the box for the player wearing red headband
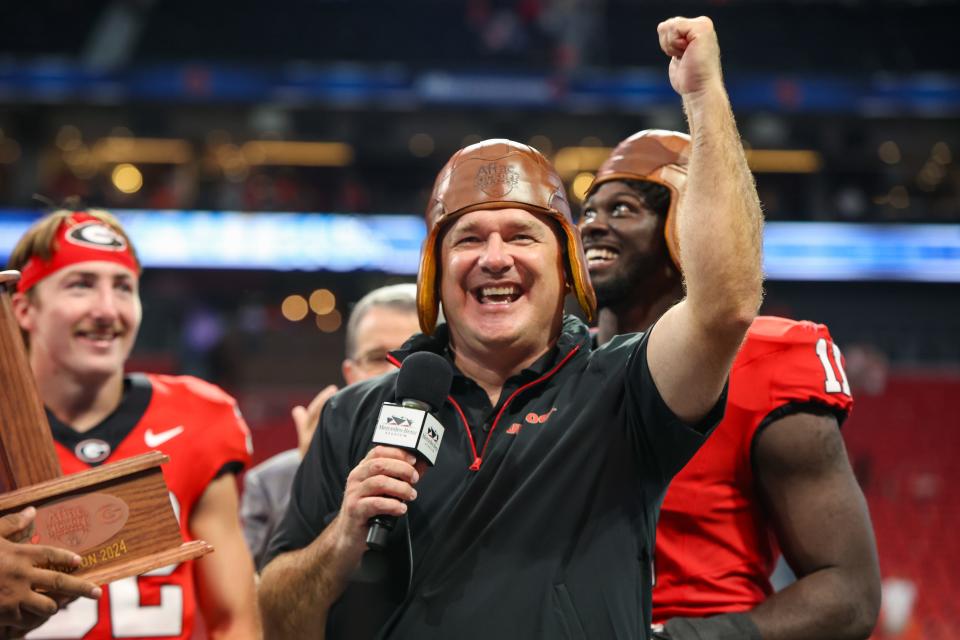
[7,208,259,640]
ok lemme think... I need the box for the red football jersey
[653,316,854,622]
[29,373,252,640]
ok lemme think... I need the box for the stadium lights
[241,141,354,167]
[554,145,823,178]
[745,149,822,173]
[553,146,613,180]
[93,137,193,164]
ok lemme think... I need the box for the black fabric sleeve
[625,329,728,485]
[213,460,244,479]
[663,613,762,640]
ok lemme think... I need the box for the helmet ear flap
[416,223,444,334]
[546,218,574,288]
[658,168,685,270]
[561,245,574,293]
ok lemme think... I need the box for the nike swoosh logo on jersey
[144,426,185,448]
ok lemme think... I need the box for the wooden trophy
[0,270,211,584]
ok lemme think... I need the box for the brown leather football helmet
[418,138,596,334]
[586,130,691,269]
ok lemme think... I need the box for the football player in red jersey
[579,130,881,639]
[7,206,259,640]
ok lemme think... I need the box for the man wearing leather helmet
[259,16,763,639]
[580,126,880,639]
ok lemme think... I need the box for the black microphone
[366,352,453,551]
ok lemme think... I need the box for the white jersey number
[815,338,851,396]
[28,493,186,639]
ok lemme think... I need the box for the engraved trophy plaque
[0,270,211,584]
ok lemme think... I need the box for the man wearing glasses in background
[241,283,421,570]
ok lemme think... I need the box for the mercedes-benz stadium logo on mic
[386,415,415,428]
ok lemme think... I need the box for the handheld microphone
[366,352,453,551]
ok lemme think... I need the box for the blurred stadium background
[1,0,958,637]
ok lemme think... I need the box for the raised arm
[646,16,764,422]
[293,385,338,458]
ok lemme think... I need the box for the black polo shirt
[266,315,725,639]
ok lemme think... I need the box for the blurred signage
[1,211,958,282]
[2,63,959,113]
[0,211,425,274]
[763,222,960,282]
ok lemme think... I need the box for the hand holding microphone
[331,352,452,566]
[366,352,453,550]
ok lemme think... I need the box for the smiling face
[14,261,142,384]
[439,208,566,361]
[579,180,673,308]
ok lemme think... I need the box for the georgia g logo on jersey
[75,438,111,464]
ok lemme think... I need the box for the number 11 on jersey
[815,338,851,396]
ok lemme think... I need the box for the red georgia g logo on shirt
[506,407,557,435]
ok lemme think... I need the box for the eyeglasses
[352,348,391,370]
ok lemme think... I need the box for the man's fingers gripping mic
[366,352,453,550]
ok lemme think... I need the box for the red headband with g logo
[16,213,139,293]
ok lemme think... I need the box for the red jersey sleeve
[731,316,854,446]
[190,376,252,477]
[149,373,253,481]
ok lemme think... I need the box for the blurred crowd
[1,121,956,223]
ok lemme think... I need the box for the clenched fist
[658,16,724,99]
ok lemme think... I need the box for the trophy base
[80,540,213,584]
[0,451,210,585]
